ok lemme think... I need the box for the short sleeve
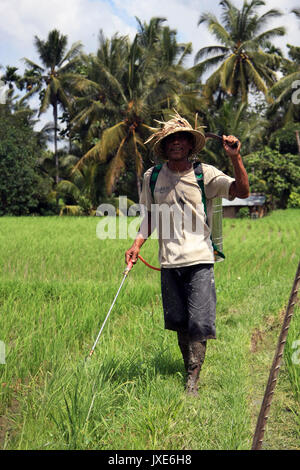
[202,164,235,201]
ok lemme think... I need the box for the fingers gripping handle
[205,132,239,149]
[123,259,134,275]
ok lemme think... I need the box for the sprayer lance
[87,260,133,359]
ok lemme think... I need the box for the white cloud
[1,0,298,70]
[112,0,218,65]
[0,0,136,70]
[111,0,299,66]
[1,0,298,140]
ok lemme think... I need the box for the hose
[138,254,161,271]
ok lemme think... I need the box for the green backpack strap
[150,164,163,199]
[193,162,207,215]
[193,162,225,260]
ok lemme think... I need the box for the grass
[0,209,299,450]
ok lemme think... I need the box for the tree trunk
[136,174,142,201]
[295,130,300,155]
[53,100,59,184]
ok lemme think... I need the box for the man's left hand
[222,135,241,158]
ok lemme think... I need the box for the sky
[0,0,299,133]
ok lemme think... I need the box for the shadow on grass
[91,353,185,388]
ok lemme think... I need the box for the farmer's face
[164,132,194,161]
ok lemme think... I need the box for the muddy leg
[185,340,207,396]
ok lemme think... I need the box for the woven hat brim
[153,128,206,159]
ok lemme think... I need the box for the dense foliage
[0,0,299,215]
[245,147,300,209]
[0,108,48,215]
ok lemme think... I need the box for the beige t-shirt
[139,162,235,268]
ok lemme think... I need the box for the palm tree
[1,66,23,91]
[136,18,205,122]
[202,98,269,173]
[72,20,195,199]
[193,0,285,103]
[67,32,130,155]
[22,29,83,183]
[72,34,156,199]
[267,9,300,123]
[56,159,98,215]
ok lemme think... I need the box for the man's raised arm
[223,135,250,199]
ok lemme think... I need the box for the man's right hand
[125,243,140,265]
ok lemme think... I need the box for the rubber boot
[185,340,207,397]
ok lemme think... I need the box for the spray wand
[86,253,161,360]
[87,260,134,359]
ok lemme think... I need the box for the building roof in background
[222,194,266,207]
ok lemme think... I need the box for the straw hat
[144,111,206,159]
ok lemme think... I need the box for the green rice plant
[0,210,299,450]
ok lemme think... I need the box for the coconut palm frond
[269,70,300,97]
[57,86,70,110]
[194,45,229,64]
[59,205,83,216]
[22,58,44,72]
[133,133,147,149]
[51,76,60,96]
[198,12,218,26]
[70,103,95,130]
[239,61,248,103]
[94,61,128,104]
[19,83,42,104]
[71,74,102,94]
[203,66,222,99]
[60,154,80,169]
[251,26,286,46]
[39,83,52,115]
[59,41,83,67]
[201,146,219,165]
[254,8,284,33]
[74,140,102,168]
[245,59,268,97]
[100,122,127,161]
[132,131,144,178]
[105,136,127,195]
[220,53,237,91]
[195,1,285,102]
[75,121,127,169]
[176,42,193,67]
[270,84,296,108]
[233,102,247,129]
[191,54,228,78]
[56,180,81,199]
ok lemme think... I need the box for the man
[125,113,249,396]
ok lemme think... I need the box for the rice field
[0,210,299,450]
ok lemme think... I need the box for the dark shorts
[161,264,217,341]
